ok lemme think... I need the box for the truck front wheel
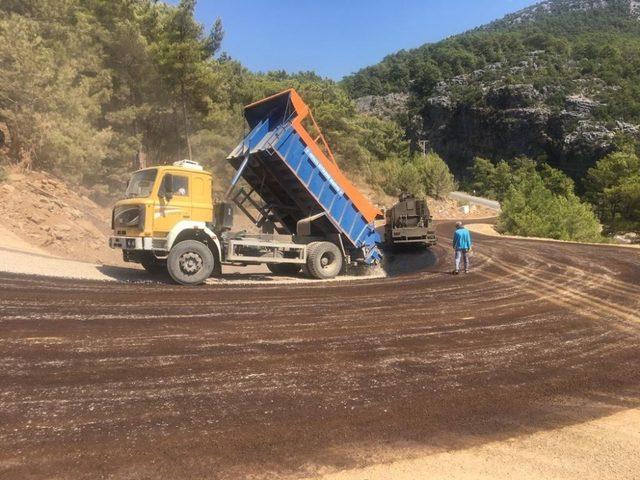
[306,242,343,280]
[167,240,215,285]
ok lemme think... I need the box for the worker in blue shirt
[452,221,473,274]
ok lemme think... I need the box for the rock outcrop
[354,93,409,119]
[416,96,624,177]
[355,55,640,178]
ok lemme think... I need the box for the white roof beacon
[173,159,203,171]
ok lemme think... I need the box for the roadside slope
[0,169,122,265]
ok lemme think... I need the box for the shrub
[469,156,603,241]
[498,173,602,242]
[585,147,640,234]
[376,152,455,199]
[468,157,520,200]
[418,151,456,198]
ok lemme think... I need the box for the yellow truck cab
[109,160,223,284]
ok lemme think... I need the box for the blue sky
[181,0,541,80]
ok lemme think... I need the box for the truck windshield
[125,169,157,198]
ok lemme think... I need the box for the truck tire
[306,242,343,280]
[141,258,166,276]
[267,263,302,276]
[167,240,215,285]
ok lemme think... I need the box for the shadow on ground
[381,245,439,277]
[95,265,173,284]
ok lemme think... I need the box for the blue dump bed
[227,89,383,264]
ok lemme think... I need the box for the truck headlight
[152,238,168,250]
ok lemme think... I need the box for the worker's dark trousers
[455,249,470,272]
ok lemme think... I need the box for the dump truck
[385,193,437,248]
[109,89,383,285]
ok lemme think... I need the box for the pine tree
[152,0,222,161]
[0,4,111,180]
[585,147,640,233]
[207,17,225,57]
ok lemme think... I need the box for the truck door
[191,174,213,223]
[154,172,192,235]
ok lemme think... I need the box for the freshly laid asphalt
[1,222,639,479]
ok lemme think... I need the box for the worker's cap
[456,221,463,228]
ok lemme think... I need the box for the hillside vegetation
[0,0,453,203]
[343,0,640,122]
[0,0,636,241]
[343,0,640,237]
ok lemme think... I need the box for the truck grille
[113,206,144,229]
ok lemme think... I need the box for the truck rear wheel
[267,263,302,276]
[167,240,215,286]
[306,242,343,280]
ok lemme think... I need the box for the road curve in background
[449,191,501,211]
[0,222,639,479]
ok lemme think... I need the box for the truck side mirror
[161,173,174,200]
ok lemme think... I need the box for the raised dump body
[227,89,383,264]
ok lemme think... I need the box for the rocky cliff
[357,69,639,179]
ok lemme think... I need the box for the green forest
[342,2,640,122]
[0,0,437,202]
[341,0,640,238]
[0,0,638,240]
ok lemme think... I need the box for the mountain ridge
[492,0,640,28]
[342,0,640,180]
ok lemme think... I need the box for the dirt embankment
[0,169,121,265]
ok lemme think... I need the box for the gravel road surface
[1,222,639,479]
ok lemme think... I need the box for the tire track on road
[1,230,640,479]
